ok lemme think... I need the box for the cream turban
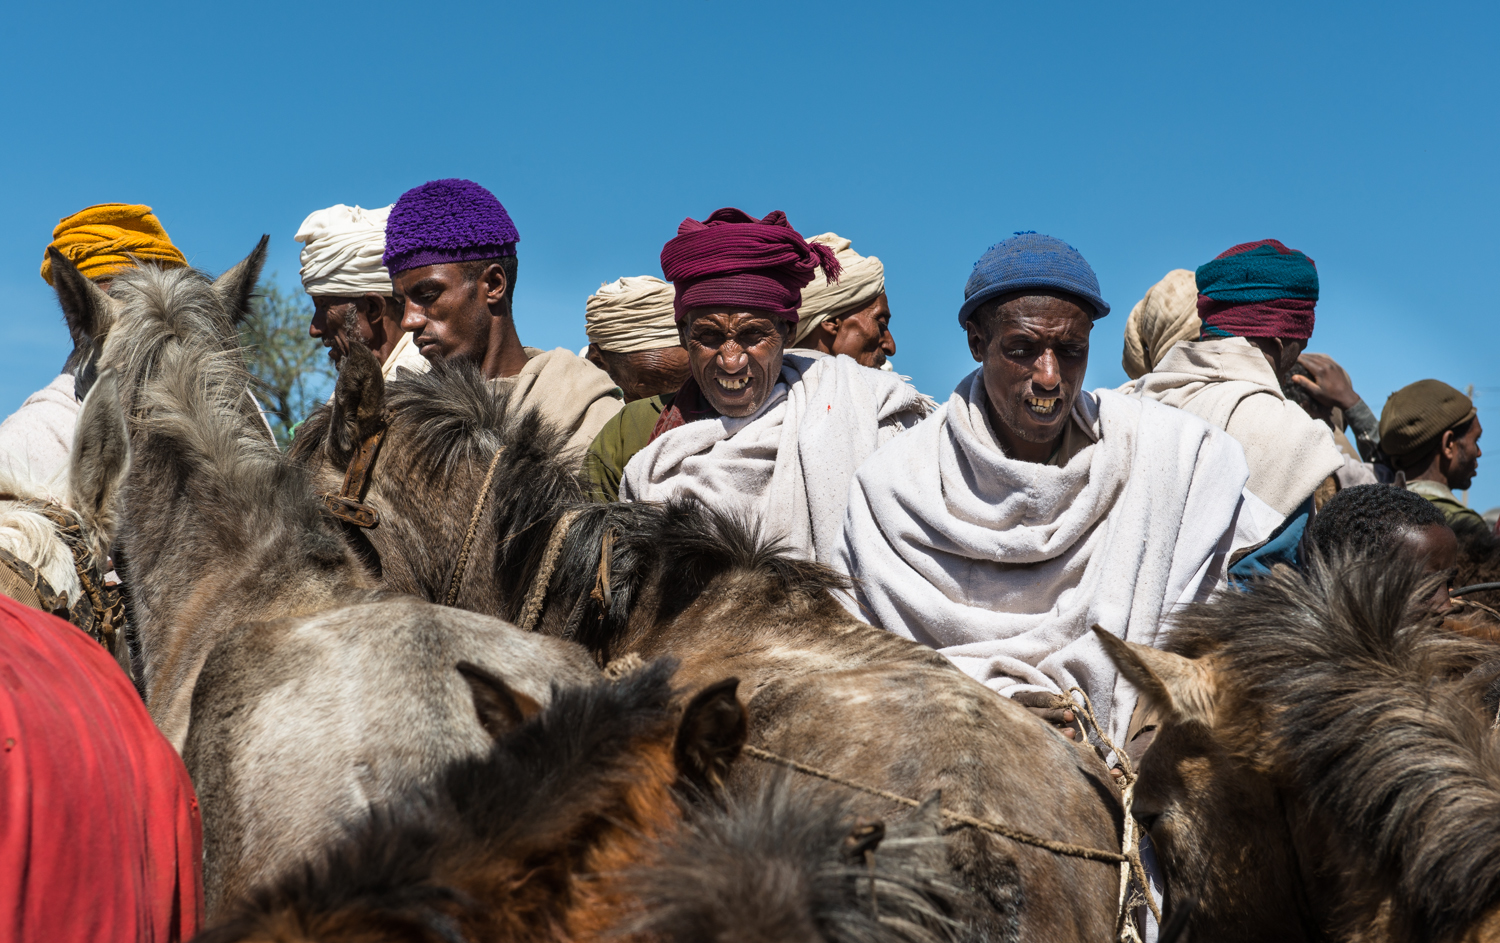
[1121,269,1201,380]
[792,233,886,345]
[295,204,394,297]
[585,276,681,353]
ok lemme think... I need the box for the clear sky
[3,1,1496,509]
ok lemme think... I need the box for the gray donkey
[48,244,600,916]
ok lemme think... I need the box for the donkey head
[48,247,122,400]
[1094,628,1317,942]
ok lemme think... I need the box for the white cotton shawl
[295,204,394,297]
[1127,336,1345,516]
[792,234,886,345]
[380,331,430,381]
[620,352,931,564]
[584,276,680,354]
[0,374,79,488]
[836,371,1270,745]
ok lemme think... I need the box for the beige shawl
[494,348,623,458]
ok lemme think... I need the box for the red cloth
[0,595,203,942]
[660,208,839,321]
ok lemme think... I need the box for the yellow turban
[40,203,188,286]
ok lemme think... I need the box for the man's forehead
[993,298,1095,336]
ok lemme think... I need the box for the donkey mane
[105,264,350,569]
[198,659,684,942]
[1168,553,1500,942]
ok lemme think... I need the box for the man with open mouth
[613,207,931,563]
[835,232,1281,754]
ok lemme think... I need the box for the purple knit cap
[382,178,519,275]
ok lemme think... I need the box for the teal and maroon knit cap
[383,178,519,275]
[1195,239,1318,341]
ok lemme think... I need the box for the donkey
[0,368,129,656]
[1096,553,1500,943]
[50,246,600,915]
[195,658,965,943]
[291,355,1125,943]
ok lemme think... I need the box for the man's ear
[49,248,119,351]
[211,235,270,325]
[1092,626,1217,728]
[457,661,541,742]
[673,677,747,792]
[327,343,384,467]
[1441,427,1460,463]
[68,370,131,561]
[965,317,986,363]
[482,262,509,307]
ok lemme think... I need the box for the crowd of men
[0,181,1489,754]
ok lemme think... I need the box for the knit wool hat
[1195,238,1318,341]
[1379,379,1477,460]
[959,232,1109,327]
[382,179,519,275]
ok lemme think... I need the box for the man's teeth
[718,376,749,391]
[1026,397,1058,414]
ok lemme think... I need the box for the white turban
[584,276,681,354]
[793,233,886,345]
[295,204,394,298]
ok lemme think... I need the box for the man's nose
[1033,349,1061,389]
[309,311,326,339]
[881,326,897,357]
[401,308,425,332]
[718,341,748,373]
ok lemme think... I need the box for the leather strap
[320,415,388,529]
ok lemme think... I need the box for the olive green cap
[1378,379,1476,460]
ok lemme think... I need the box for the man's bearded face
[966,292,1093,458]
[309,296,374,365]
[680,308,789,418]
[393,263,498,365]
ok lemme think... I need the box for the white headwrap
[793,233,886,345]
[584,276,681,354]
[295,204,394,297]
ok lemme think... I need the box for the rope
[1065,686,1163,931]
[1454,582,1500,598]
[443,448,506,608]
[516,509,582,632]
[740,744,1127,865]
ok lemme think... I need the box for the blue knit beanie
[958,232,1109,327]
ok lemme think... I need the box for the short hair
[457,256,520,318]
[1306,484,1448,560]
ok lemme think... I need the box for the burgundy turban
[660,208,840,321]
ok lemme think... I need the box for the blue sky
[3,1,1496,508]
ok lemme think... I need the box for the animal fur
[1103,552,1500,942]
[58,249,599,915]
[293,355,1125,943]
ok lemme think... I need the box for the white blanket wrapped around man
[620,352,932,564]
[835,371,1281,745]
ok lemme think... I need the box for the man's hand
[1292,352,1361,410]
[1013,690,1079,740]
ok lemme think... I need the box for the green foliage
[238,275,334,447]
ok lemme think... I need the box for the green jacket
[585,393,672,502]
[1406,478,1485,528]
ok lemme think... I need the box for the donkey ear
[68,370,131,560]
[211,235,269,324]
[49,247,119,349]
[457,661,541,742]
[1092,626,1216,728]
[327,342,385,465]
[674,677,748,792]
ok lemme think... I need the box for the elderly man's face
[680,308,789,418]
[394,263,504,365]
[966,291,1092,462]
[309,297,373,365]
[832,292,896,368]
[586,344,691,403]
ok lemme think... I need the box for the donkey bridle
[0,497,125,647]
[320,411,390,529]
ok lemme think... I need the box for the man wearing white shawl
[295,204,427,381]
[836,233,1280,750]
[614,206,931,563]
[788,233,897,369]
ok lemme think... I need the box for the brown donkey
[51,247,600,915]
[292,355,1125,943]
[1097,554,1500,943]
[194,659,966,943]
